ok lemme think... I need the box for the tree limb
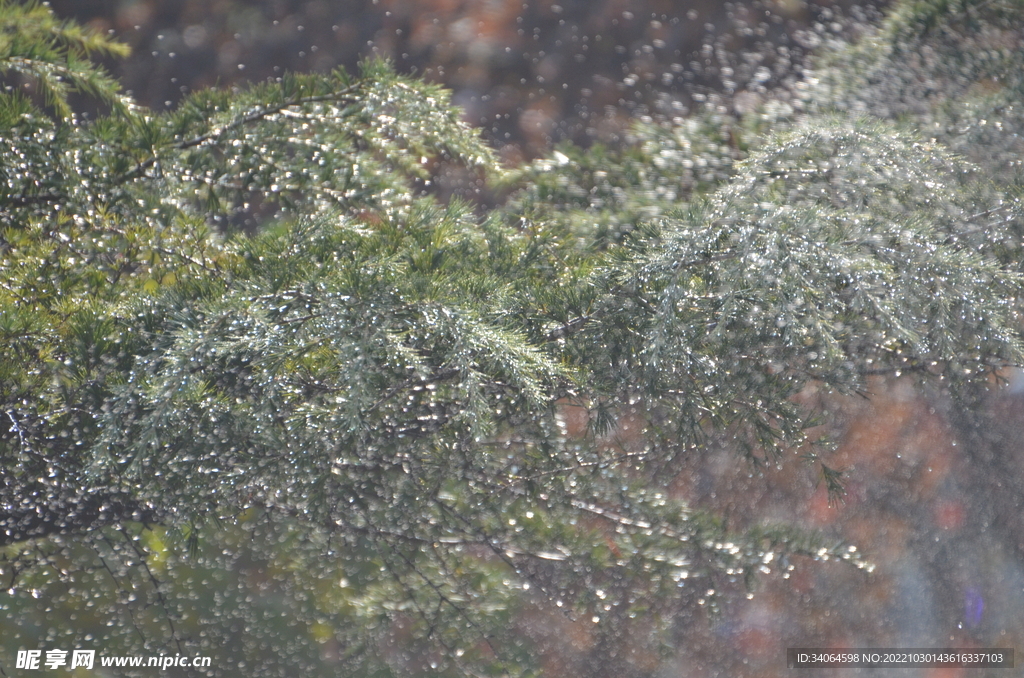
[0,491,159,548]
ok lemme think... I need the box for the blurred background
[27,1,1024,676]
[51,0,881,160]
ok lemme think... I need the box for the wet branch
[0,491,159,548]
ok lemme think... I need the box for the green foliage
[804,0,1024,180]
[617,119,1022,458]
[0,0,130,118]
[2,0,1024,676]
[504,111,743,247]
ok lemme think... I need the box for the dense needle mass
[2,0,1024,675]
